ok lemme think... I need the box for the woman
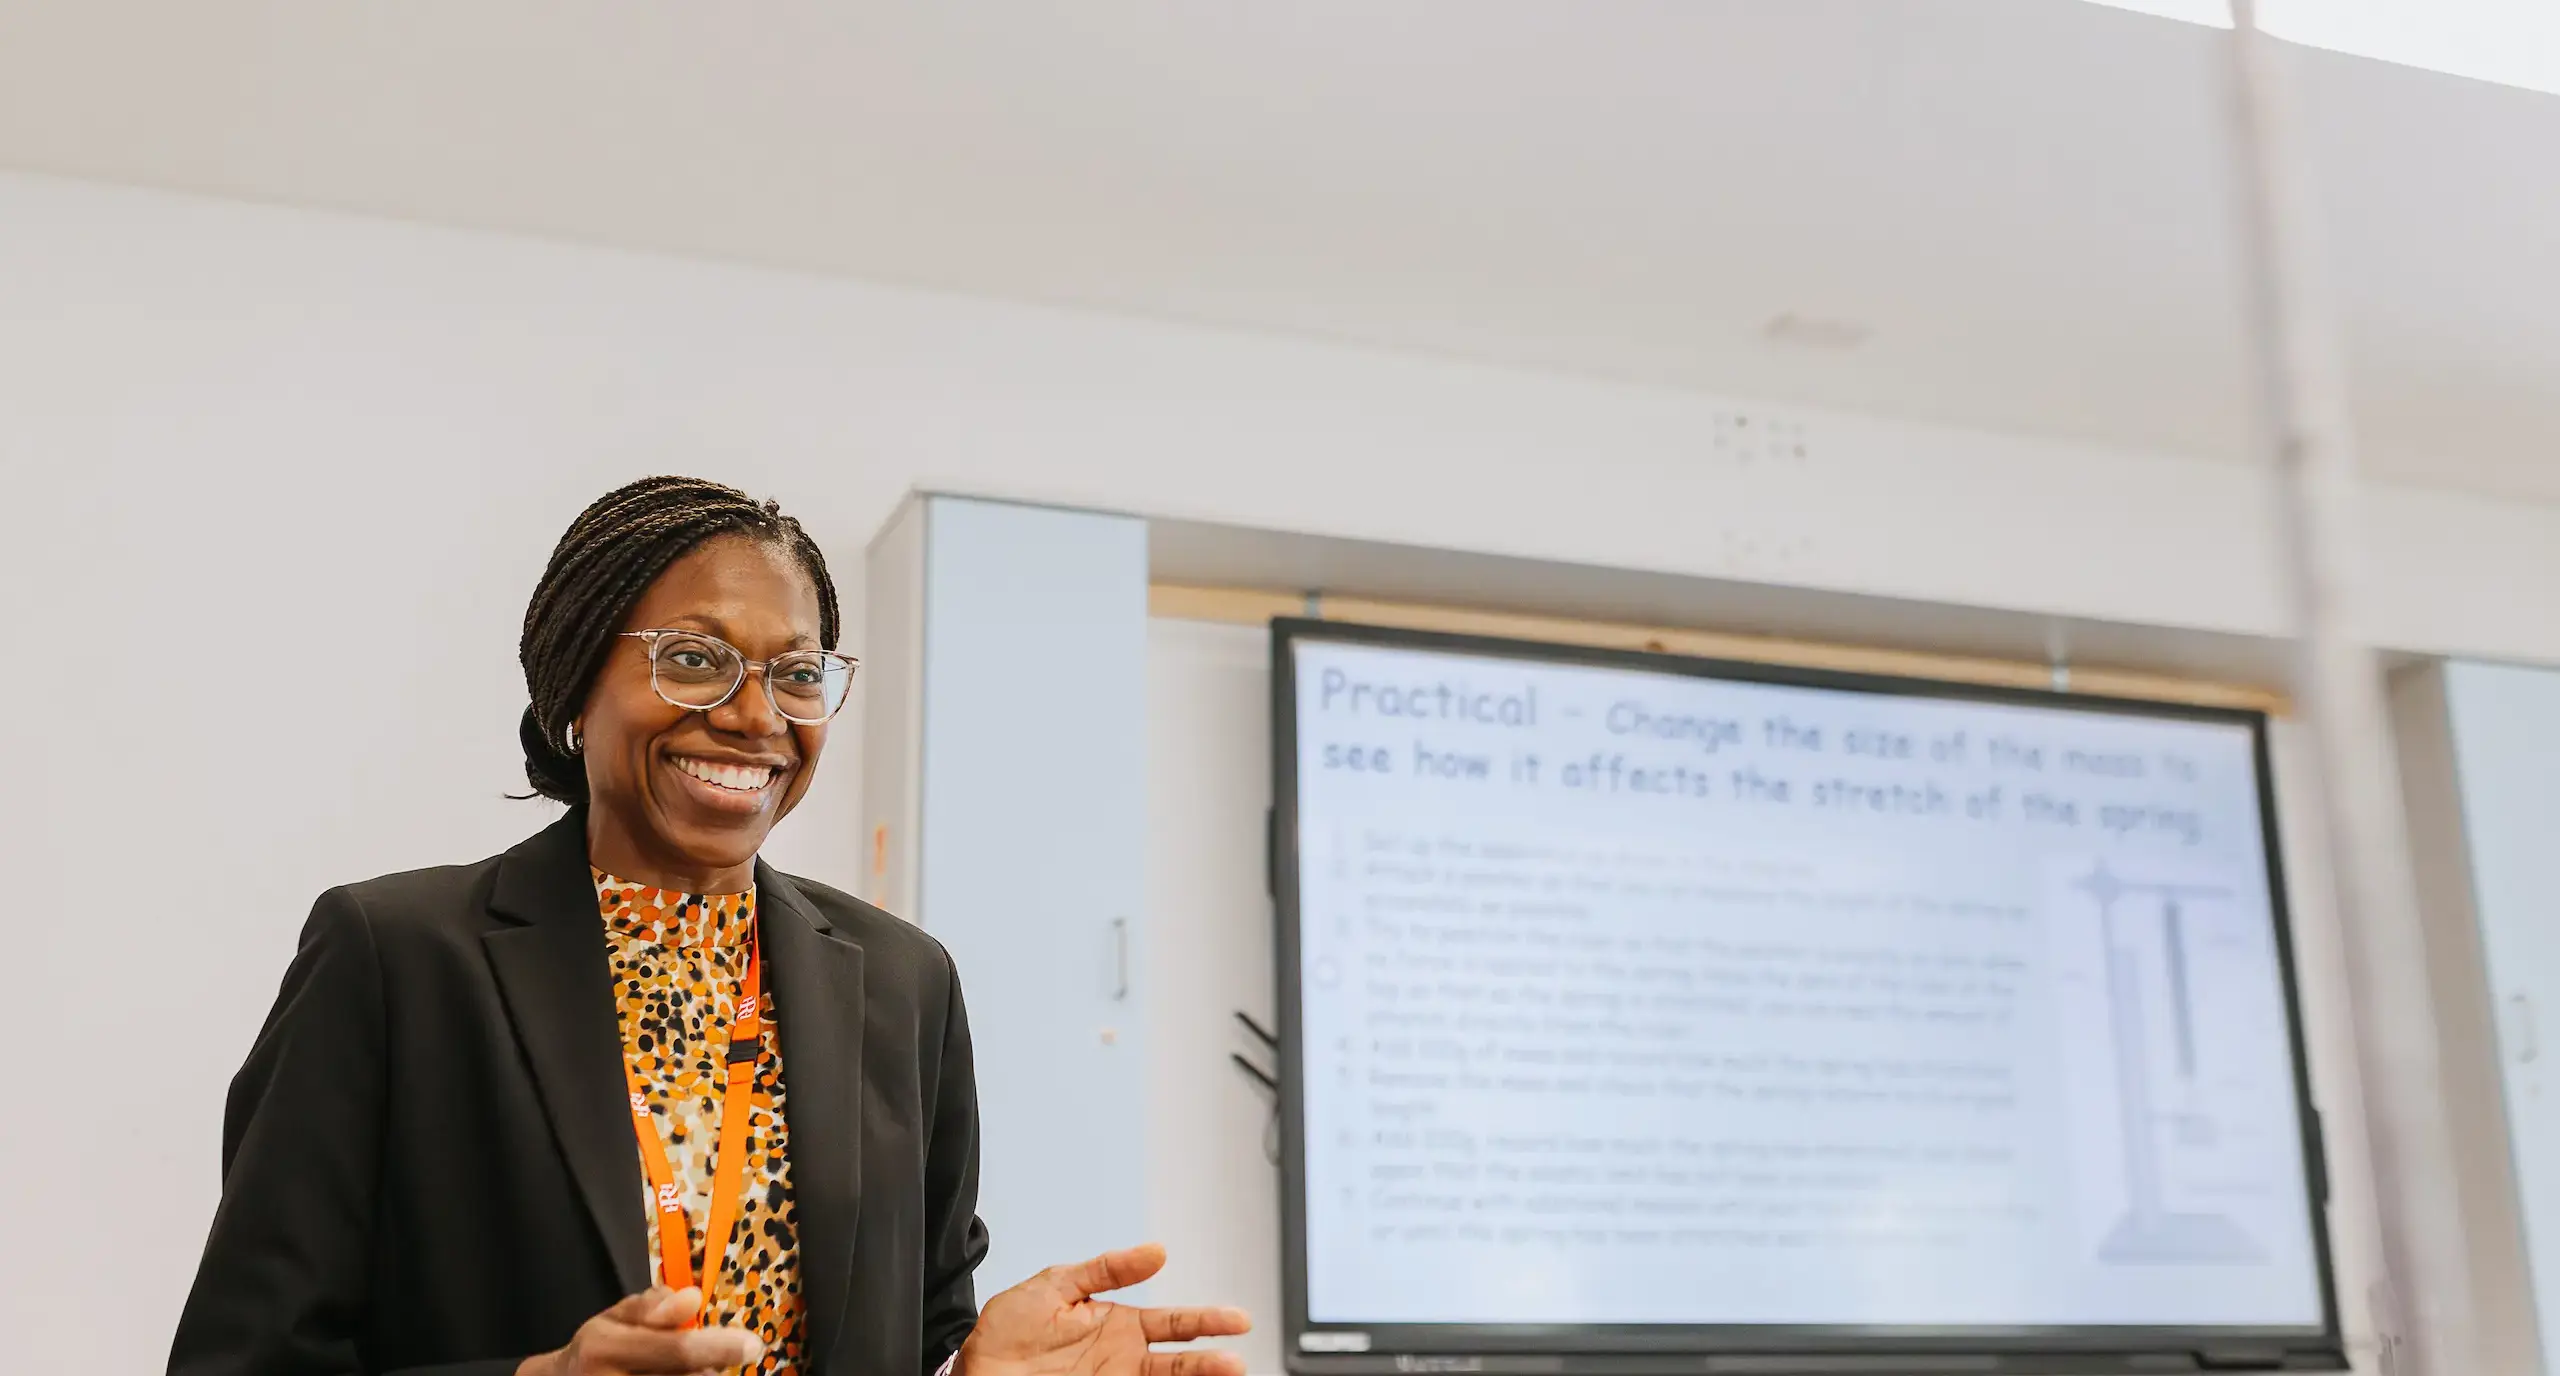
[171,477,1249,1376]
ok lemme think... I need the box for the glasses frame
[618,629,860,725]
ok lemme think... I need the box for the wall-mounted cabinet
[2394,661,2560,1373]
[864,495,1152,1297]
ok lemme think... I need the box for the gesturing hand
[516,1286,767,1376]
[960,1244,1251,1376]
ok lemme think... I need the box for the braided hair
[517,476,840,804]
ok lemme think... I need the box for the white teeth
[675,757,777,792]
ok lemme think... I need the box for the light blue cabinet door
[2446,660,2560,1368]
[918,496,1149,1298]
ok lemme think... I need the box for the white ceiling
[2,0,2555,501]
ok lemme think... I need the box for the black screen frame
[1270,616,2344,1374]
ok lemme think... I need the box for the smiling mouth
[672,756,782,794]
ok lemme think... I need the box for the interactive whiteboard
[1273,620,2340,1373]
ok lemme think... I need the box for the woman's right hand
[516,1287,767,1375]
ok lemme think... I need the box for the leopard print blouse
[596,871,804,1373]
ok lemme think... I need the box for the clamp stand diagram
[2072,862,2262,1265]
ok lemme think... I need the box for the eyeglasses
[620,630,859,725]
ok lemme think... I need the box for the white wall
[1143,619,1291,1375]
[3,169,2546,1368]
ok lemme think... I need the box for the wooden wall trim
[1148,582,2291,716]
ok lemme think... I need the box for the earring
[564,721,584,755]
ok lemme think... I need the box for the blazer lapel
[758,863,867,1371]
[482,810,651,1296]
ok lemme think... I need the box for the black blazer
[170,810,989,1376]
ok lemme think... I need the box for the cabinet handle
[1112,917,1130,1002]
[2512,992,2539,1064]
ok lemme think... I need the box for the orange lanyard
[622,929,765,1323]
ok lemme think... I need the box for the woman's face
[576,534,829,891]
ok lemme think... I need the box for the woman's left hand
[959,1243,1251,1376]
